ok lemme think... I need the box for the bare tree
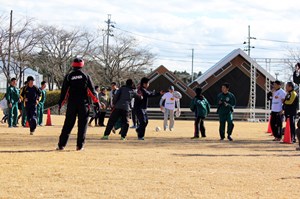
[0,14,11,82]
[11,18,44,87]
[88,33,155,86]
[35,25,95,89]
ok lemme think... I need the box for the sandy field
[0,114,299,199]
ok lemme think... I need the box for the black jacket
[58,68,98,106]
[113,85,139,111]
[134,86,160,110]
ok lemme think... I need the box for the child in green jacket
[190,87,210,139]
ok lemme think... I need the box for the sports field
[0,114,299,199]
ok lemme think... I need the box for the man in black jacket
[101,79,139,140]
[57,58,99,151]
[135,77,162,140]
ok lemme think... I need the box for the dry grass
[0,114,299,199]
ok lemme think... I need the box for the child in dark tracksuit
[190,87,210,139]
[296,115,300,150]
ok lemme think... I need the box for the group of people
[3,57,299,151]
[55,57,239,151]
[0,77,47,134]
[268,80,300,150]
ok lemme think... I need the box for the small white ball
[155,126,161,132]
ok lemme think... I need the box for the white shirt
[271,88,286,112]
[161,92,178,110]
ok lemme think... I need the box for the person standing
[270,80,286,141]
[283,82,298,143]
[135,77,162,140]
[57,58,99,151]
[190,87,210,139]
[109,82,121,133]
[159,85,180,131]
[19,81,28,127]
[6,78,20,128]
[101,79,139,140]
[37,81,47,126]
[216,82,236,141]
[88,86,100,127]
[98,87,108,127]
[20,76,41,134]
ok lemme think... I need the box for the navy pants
[104,108,130,138]
[26,105,37,132]
[136,109,148,138]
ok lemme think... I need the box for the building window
[176,82,187,91]
[165,72,176,81]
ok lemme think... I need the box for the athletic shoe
[88,123,92,127]
[220,138,225,141]
[296,147,300,151]
[120,137,127,141]
[30,129,35,135]
[112,128,116,134]
[76,146,84,151]
[100,124,106,127]
[56,146,64,151]
[227,136,233,141]
[201,135,207,138]
[169,128,174,131]
[130,125,137,129]
[138,137,144,140]
[101,135,109,140]
[191,136,199,139]
[13,125,18,128]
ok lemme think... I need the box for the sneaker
[101,135,109,140]
[88,123,92,127]
[76,146,84,151]
[201,135,207,138]
[138,137,144,140]
[191,136,199,139]
[227,136,233,141]
[56,146,64,151]
[100,124,106,127]
[120,137,127,141]
[296,147,300,151]
[112,128,116,134]
[30,129,35,135]
[220,138,225,141]
[293,139,296,143]
[169,128,174,131]
[130,125,137,129]
[13,125,18,128]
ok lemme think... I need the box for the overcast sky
[1,0,300,80]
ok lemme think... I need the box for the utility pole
[7,10,13,85]
[244,25,256,56]
[104,14,114,69]
[191,48,194,83]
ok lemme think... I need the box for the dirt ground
[0,114,299,199]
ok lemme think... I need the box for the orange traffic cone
[267,116,272,134]
[46,108,52,126]
[283,118,292,144]
[25,121,29,128]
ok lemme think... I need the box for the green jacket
[39,89,47,104]
[6,86,20,104]
[216,92,236,115]
[190,97,210,118]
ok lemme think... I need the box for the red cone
[46,108,52,126]
[25,121,29,128]
[267,116,272,134]
[283,118,292,144]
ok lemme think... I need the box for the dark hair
[101,87,106,91]
[10,78,16,82]
[126,79,134,87]
[95,86,99,90]
[286,82,295,89]
[222,82,230,89]
[111,82,116,86]
[195,87,202,96]
[24,81,28,85]
[41,81,46,85]
[296,63,300,68]
[27,76,34,81]
[274,80,281,85]
[140,77,149,85]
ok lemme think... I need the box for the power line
[115,26,242,47]
[256,38,300,44]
